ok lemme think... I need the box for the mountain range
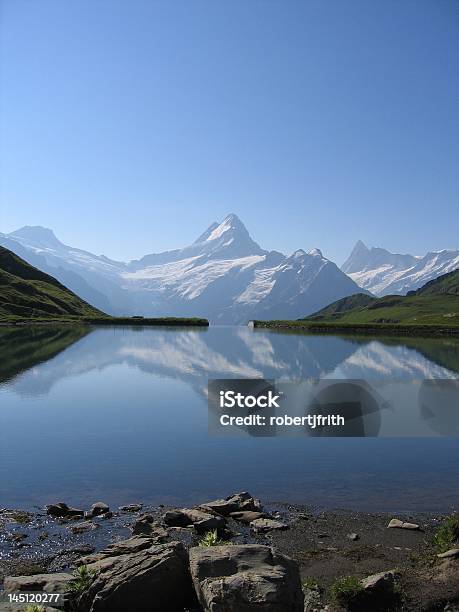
[342,240,459,296]
[0,215,364,323]
[1,216,457,323]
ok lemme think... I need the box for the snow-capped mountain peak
[204,213,243,242]
[185,214,266,260]
[1,215,365,323]
[194,214,247,243]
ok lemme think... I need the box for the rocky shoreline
[1,494,458,611]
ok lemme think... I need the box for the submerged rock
[189,544,303,612]
[69,521,99,534]
[46,502,84,518]
[85,502,110,518]
[119,503,142,512]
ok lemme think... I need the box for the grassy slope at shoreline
[254,269,459,336]
[0,245,209,327]
[0,246,102,319]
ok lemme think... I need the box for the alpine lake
[1,324,458,513]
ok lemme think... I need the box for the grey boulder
[358,570,401,611]
[250,518,289,533]
[229,511,265,524]
[85,502,110,518]
[387,518,420,530]
[131,513,169,540]
[189,544,303,612]
[3,572,73,594]
[438,548,459,559]
[79,538,193,611]
[163,508,225,533]
[79,535,154,564]
[199,499,240,516]
[226,491,262,512]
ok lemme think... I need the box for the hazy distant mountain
[0,246,102,319]
[0,230,119,313]
[0,214,364,323]
[342,240,459,296]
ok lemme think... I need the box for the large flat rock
[79,539,193,612]
[189,544,303,612]
[3,572,73,593]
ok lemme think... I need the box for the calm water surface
[0,325,458,512]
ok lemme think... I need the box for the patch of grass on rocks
[434,514,459,553]
[302,576,320,590]
[330,575,364,607]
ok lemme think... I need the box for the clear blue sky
[1,0,458,264]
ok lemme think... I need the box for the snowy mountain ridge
[342,240,459,296]
[0,214,364,323]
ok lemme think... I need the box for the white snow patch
[121,255,265,300]
[236,267,277,304]
[206,218,232,241]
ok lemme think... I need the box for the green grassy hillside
[307,293,377,318]
[304,269,459,326]
[0,246,103,319]
[412,268,459,296]
[253,269,459,335]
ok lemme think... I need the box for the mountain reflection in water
[0,325,458,511]
[0,325,457,395]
